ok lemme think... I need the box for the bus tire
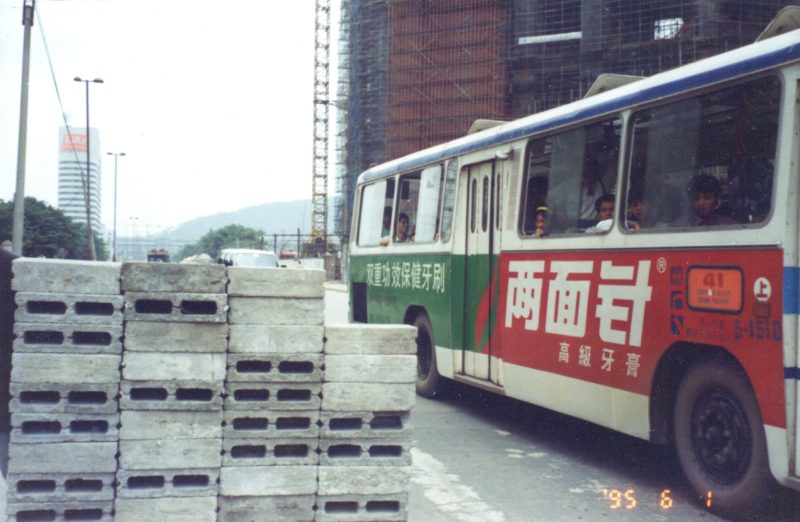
[414,313,441,398]
[673,361,772,516]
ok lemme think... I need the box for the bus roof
[358,27,800,186]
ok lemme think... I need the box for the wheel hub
[691,389,752,485]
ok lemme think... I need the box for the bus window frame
[439,159,459,243]
[356,179,387,247]
[618,72,784,235]
[517,116,623,239]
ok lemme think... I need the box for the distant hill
[157,199,312,242]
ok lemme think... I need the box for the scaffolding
[334,0,390,242]
[386,0,509,159]
[334,0,788,238]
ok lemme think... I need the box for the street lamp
[74,76,104,260]
[106,152,126,261]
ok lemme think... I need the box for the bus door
[462,160,502,385]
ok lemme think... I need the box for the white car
[218,248,279,268]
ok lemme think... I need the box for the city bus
[347,11,800,516]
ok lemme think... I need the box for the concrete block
[227,267,324,297]
[11,412,119,444]
[9,442,118,474]
[114,496,217,522]
[324,355,416,383]
[324,324,417,355]
[15,292,124,324]
[320,411,412,440]
[218,495,315,522]
[116,468,219,498]
[119,380,223,411]
[123,352,226,381]
[223,409,320,440]
[6,472,115,503]
[226,353,323,383]
[222,438,319,467]
[11,353,121,384]
[319,438,411,466]
[12,258,121,294]
[224,382,321,411]
[315,494,409,522]
[321,383,415,412]
[13,322,122,355]
[228,324,323,354]
[121,261,226,293]
[8,501,114,522]
[120,410,222,440]
[220,466,318,496]
[317,466,411,496]
[10,382,119,415]
[119,438,221,470]
[228,296,323,325]
[123,321,227,352]
[124,291,228,323]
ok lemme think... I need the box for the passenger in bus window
[395,213,411,243]
[687,174,737,227]
[381,207,392,237]
[578,157,607,229]
[523,176,549,235]
[625,189,647,230]
[534,207,550,237]
[378,206,393,246]
[595,193,614,221]
[585,194,615,234]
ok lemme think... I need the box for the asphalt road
[325,284,800,521]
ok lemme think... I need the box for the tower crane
[310,0,330,255]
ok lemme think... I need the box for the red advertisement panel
[498,248,785,427]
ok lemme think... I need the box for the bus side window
[520,118,621,236]
[395,174,419,243]
[414,165,444,243]
[626,76,779,230]
[357,179,394,246]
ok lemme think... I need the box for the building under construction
[334,0,788,237]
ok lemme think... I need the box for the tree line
[0,197,107,259]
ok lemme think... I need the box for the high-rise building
[58,126,102,233]
[334,0,787,238]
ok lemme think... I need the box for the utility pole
[12,0,35,255]
[74,77,104,260]
[107,152,125,261]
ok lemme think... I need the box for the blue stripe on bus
[785,266,800,315]
[361,39,800,184]
[785,367,800,380]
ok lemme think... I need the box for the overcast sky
[1,0,330,236]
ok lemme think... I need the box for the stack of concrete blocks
[116,262,228,522]
[318,324,417,521]
[7,259,123,521]
[219,267,326,521]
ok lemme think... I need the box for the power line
[34,3,97,225]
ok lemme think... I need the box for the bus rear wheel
[673,361,772,516]
[414,314,441,398]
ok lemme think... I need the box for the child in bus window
[534,207,549,237]
[687,174,737,227]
